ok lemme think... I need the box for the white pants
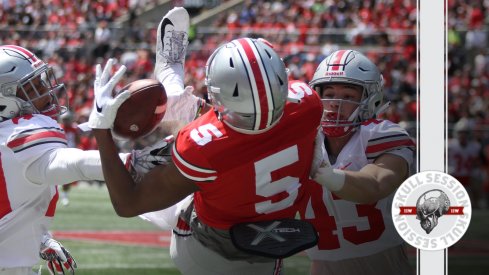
[170,233,282,275]
[310,244,413,275]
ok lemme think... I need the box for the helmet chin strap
[40,104,62,119]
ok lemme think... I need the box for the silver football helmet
[205,38,288,133]
[310,50,385,137]
[0,45,67,121]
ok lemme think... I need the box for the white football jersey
[0,114,67,268]
[301,119,415,261]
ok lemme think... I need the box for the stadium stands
[1,0,486,207]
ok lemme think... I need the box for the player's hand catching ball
[88,58,130,129]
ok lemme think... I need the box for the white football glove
[313,156,346,192]
[87,58,130,129]
[126,135,174,182]
[39,234,77,275]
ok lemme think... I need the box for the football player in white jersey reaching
[302,50,415,275]
[0,46,172,275]
[0,45,86,275]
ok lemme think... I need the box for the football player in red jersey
[302,50,415,275]
[89,34,323,273]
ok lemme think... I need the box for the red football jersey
[172,81,322,229]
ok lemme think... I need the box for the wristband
[313,165,346,192]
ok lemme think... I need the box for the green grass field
[35,184,311,274]
[35,184,489,274]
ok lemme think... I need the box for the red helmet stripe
[1,45,39,63]
[237,38,270,130]
[329,50,350,71]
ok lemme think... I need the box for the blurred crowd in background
[0,0,488,208]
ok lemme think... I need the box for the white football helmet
[0,45,67,121]
[205,38,288,133]
[310,50,385,137]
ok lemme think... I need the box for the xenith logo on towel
[392,171,472,250]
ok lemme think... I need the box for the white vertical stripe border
[418,0,446,275]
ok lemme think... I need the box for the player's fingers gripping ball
[88,58,129,129]
[112,79,167,140]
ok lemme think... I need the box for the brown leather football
[113,79,167,140]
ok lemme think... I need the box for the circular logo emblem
[392,171,472,250]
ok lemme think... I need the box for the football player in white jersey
[302,50,416,275]
[0,45,86,275]
[0,45,173,275]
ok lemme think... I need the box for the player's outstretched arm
[89,59,198,217]
[93,129,198,216]
[314,153,409,204]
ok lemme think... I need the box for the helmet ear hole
[232,84,239,97]
[0,105,6,112]
[229,58,234,68]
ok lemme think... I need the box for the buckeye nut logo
[392,171,471,250]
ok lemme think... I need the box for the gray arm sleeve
[26,148,130,185]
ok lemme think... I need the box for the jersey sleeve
[364,120,415,161]
[7,115,67,166]
[171,129,217,182]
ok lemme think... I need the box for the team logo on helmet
[392,171,471,250]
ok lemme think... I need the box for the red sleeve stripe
[0,155,12,219]
[7,129,67,153]
[44,187,58,217]
[367,133,413,146]
[366,139,415,159]
[171,143,217,182]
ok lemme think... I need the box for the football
[112,79,167,140]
